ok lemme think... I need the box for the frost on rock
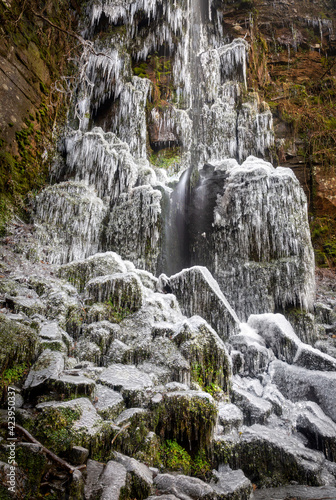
[86,272,143,313]
[105,185,162,274]
[34,181,106,265]
[62,128,138,201]
[191,157,315,320]
[58,251,130,293]
[166,266,240,341]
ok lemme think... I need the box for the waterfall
[33,0,313,320]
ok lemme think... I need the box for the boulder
[294,401,336,461]
[152,390,218,450]
[84,459,127,500]
[58,251,129,292]
[293,343,336,371]
[270,360,336,422]
[217,403,244,434]
[214,423,327,487]
[69,445,89,466]
[23,349,64,392]
[94,384,125,420]
[154,473,214,499]
[35,398,116,459]
[99,364,153,406]
[166,266,240,341]
[171,316,231,393]
[247,313,301,363]
[210,465,253,500]
[86,272,143,313]
[114,452,153,498]
[230,323,274,376]
[231,382,272,426]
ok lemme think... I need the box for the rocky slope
[1,0,336,499]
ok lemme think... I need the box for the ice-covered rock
[247,314,301,363]
[215,423,328,487]
[210,465,253,500]
[231,380,273,426]
[190,157,315,321]
[270,360,336,422]
[217,403,244,434]
[99,364,153,406]
[86,272,143,312]
[171,316,231,392]
[152,390,217,450]
[84,459,127,500]
[229,323,274,376]
[167,266,240,341]
[293,401,336,461]
[23,349,64,393]
[34,181,106,265]
[58,252,130,292]
[105,185,162,274]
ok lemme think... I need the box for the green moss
[16,444,47,498]
[160,439,191,474]
[153,393,218,452]
[0,315,37,401]
[34,406,82,455]
[150,146,182,171]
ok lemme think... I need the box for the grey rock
[247,313,301,363]
[315,340,336,359]
[154,473,214,499]
[252,485,336,499]
[115,408,148,426]
[230,324,274,376]
[210,465,253,499]
[114,451,153,497]
[99,364,153,406]
[59,251,129,292]
[293,343,336,371]
[167,266,239,341]
[99,460,128,500]
[94,384,125,420]
[23,349,64,391]
[314,302,336,325]
[231,382,272,425]
[270,360,336,422]
[217,403,244,433]
[84,321,120,354]
[86,272,143,312]
[294,401,336,461]
[171,316,231,392]
[215,423,327,487]
[69,445,89,465]
[84,459,106,499]
[49,374,96,398]
[146,496,180,500]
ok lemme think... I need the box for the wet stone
[69,445,89,466]
[210,465,253,500]
[94,384,125,420]
[217,403,244,434]
[23,349,64,392]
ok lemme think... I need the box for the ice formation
[34,0,312,322]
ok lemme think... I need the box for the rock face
[189,157,315,320]
[2,0,336,498]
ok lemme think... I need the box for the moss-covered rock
[86,272,143,314]
[58,252,130,293]
[152,390,218,451]
[35,398,116,461]
[0,314,38,400]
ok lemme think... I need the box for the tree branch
[1,422,86,474]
